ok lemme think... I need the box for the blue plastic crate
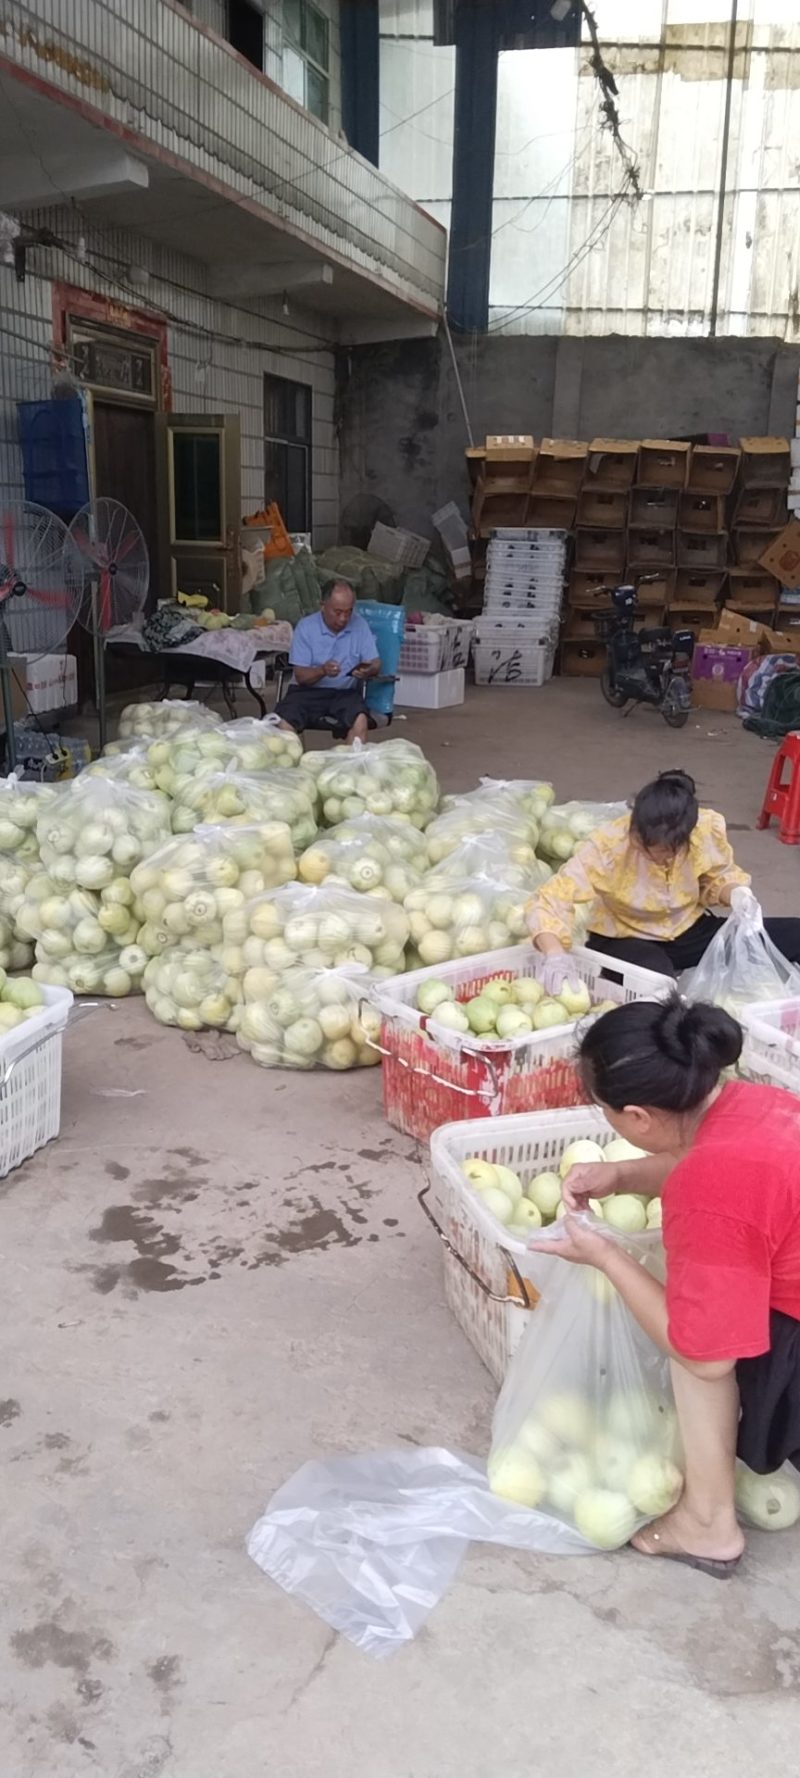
[17,396,90,515]
[357,600,405,718]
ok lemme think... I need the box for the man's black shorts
[274,684,365,735]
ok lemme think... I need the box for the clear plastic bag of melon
[143,945,241,1032]
[537,801,626,865]
[36,775,171,888]
[236,962,382,1071]
[489,1228,681,1549]
[0,777,57,969]
[19,875,145,994]
[298,815,429,901]
[146,715,303,796]
[303,738,439,830]
[84,742,160,793]
[686,895,800,1020]
[130,821,297,958]
[222,882,409,982]
[427,834,551,894]
[404,867,533,966]
[425,798,541,869]
[431,781,554,859]
[117,698,223,742]
[169,766,318,848]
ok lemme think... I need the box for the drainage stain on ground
[73,1146,404,1294]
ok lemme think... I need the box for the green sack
[744,669,800,739]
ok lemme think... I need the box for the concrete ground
[2,682,799,1778]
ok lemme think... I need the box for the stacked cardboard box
[691,606,800,714]
[728,438,789,620]
[460,434,792,658]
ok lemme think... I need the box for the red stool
[757,733,800,844]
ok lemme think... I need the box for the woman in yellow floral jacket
[527,769,800,979]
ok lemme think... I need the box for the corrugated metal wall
[379,0,800,338]
[0,213,339,545]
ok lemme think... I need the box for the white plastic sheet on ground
[247,1445,590,1659]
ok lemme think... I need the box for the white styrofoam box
[10,654,77,714]
[395,667,465,708]
[432,501,470,555]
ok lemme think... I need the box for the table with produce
[2,701,799,1657]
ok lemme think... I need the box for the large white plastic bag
[222,881,410,979]
[537,800,626,864]
[247,1444,590,1659]
[489,1228,680,1548]
[297,813,429,900]
[0,776,56,970]
[303,737,439,830]
[168,765,318,848]
[117,698,223,741]
[404,865,535,963]
[236,962,381,1070]
[686,897,800,1019]
[426,796,541,867]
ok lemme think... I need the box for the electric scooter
[593,576,695,729]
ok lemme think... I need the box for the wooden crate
[638,440,691,488]
[687,445,740,494]
[575,487,627,529]
[585,439,639,489]
[678,492,726,534]
[629,486,679,527]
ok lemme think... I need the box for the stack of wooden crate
[562,440,638,679]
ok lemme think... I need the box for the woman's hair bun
[657,768,696,795]
[654,997,742,1072]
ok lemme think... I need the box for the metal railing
[1,0,446,309]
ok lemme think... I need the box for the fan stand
[0,606,17,771]
[90,572,110,753]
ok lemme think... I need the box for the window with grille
[282,0,330,123]
[264,373,312,533]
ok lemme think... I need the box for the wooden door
[92,402,159,604]
[156,414,241,612]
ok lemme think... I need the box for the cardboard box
[637,440,691,488]
[734,486,787,527]
[678,492,726,534]
[585,439,639,489]
[716,607,766,647]
[691,636,753,711]
[628,527,675,569]
[630,486,679,527]
[759,520,800,588]
[739,437,791,485]
[576,487,627,528]
[733,527,782,566]
[575,529,626,574]
[727,568,778,611]
[676,531,729,571]
[687,445,740,494]
[526,492,577,528]
[533,438,588,496]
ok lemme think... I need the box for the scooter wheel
[663,704,689,729]
[601,668,627,709]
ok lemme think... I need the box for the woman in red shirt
[537,995,800,1577]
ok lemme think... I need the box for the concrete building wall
[336,332,800,537]
[0,211,339,548]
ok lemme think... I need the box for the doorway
[92,403,159,607]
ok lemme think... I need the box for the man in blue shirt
[276,580,381,743]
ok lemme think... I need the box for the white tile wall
[0,211,339,548]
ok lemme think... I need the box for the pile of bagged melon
[3,700,623,1075]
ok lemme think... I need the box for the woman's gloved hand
[730,885,760,924]
[539,953,582,997]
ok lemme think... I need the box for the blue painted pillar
[446,0,501,334]
[341,0,380,168]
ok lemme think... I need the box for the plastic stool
[757,733,800,844]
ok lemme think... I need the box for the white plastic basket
[473,636,556,686]
[427,1107,615,1381]
[368,521,429,568]
[0,984,73,1177]
[739,996,800,1093]
[369,943,672,1141]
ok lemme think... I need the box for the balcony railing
[1,0,445,311]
